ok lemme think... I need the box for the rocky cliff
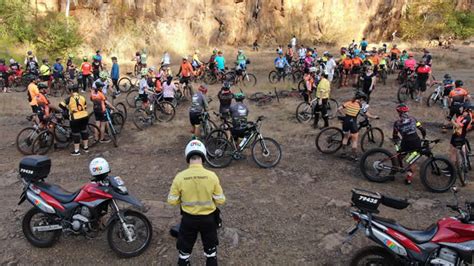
[30,0,472,55]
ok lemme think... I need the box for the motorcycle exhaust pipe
[27,190,56,214]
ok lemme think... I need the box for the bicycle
[225,68,257,88]
[118,72,139,93]
[388,58,401,75]
[455,139,472,186]
[378,64,388,85]
[132,94,175,130]
[50,76,70,97]
[426,79,448,108]
[315,114,384,153]
[102,106,124,147]
[296,97,339,123]
[205,116,282,168]
[359,139,456,193]
[173,80,194,105]
[248,88,280,106]
[268,66,296,84]
[397,74,417,103]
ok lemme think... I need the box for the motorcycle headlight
[117,185,128,194]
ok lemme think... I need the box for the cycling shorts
[351,66,361,75]
[189,112,202,126]
[450,135,466,148]
[449,104,462,120]
[400,136,421,153]
[94,111,107,122]
[138,93,148,103]
[31,105,39,113]
[231,127,247,140]
[342,116,358,134]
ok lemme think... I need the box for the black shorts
[343,69,350,75]
[40,76,49,82]
[180,77,190,84]
[342,116,358,134]
[138,93,148,103]
[400,137,421,153]
[189,112,202,126]
[231,127,247,140]
[449,104,462,119]
[70,117,88,134]
[351,66,361,75]
[451,135,466,148]
[31,105,39,113]
[416,78,428,92]
[94,111,106,122]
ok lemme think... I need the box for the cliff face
[30,0,472,55]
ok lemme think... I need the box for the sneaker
[71,150,80,156]
[405,179,412,185]
[100,138,112,144]
[83,147,89,153]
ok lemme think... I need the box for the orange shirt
[155,79,162,93]
[449,88,469,103]
[36,93,49,106]
[352,57,363,67]
[180,62,193,77]
[390,48,401,55]
[28,83,40,106]
[342,58,353,69]
[90,90,106,112]
[343,100,361,117]
[81,62,92,75]
[370,55,380,65]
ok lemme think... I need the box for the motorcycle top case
[351,188,382,213]
[19,155,51,182]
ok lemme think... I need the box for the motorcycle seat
[35,182,80,203]
[374,216,438,244]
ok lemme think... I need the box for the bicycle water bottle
[239,136,248,149]
[405,151,420,164]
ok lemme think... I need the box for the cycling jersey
[218,90,233,113]
[81,62,92,75]
[352,57,363,67]
[63,93,88,120]
[28,83,40,106]
[215,56,225,71]
[39,64,51,76]
[26,60,39,73]
[138,78,149,95]
[298,48,306,59]
[10,63,20,72]
[180,62,193,77]
[303,56,313,69]
[370,55,380,65]
[316,78,330,99]
[53,63,64,78]
[415,65,431,82]
[360,40,368,50]
[274,56,289,69]
[393,114,425,141]
[342,58,352,69]
[230,102,249,129]
[92,79,110,95]
[449,88,469,104]
[236,54,247,66]
[161,81,175,99]
[453,114,471,138]
[162,53,171,65]
[189,92,208,114]
[90,90,106,113]
[404,59,416,71]
[342,100,361,117]
[390,48,401,59]
[167,164,225,215]
[192,54,202,67]
[140,53,147,65]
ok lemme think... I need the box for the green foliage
[400,0,474,40]
[0,0,82,56]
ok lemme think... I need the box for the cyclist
[80,57,92,91]
[59,85,89,156]
[313,73,331,129]
[162,75,176,103]
[8,58,22,86]
[218,82,234,119]
[360,37,368,52]
[111,56,120,96]
[24,51,38,66]
[393,103,426,184]
[133,51,142,72]
[285,45,294,65]
[404,53,416,72]
[168,139,225,266]
[138,69,151,110]
[390,44,401,61]
[303,51,313,71]
[449,102,472,168]
[66,54,76,80]
[90,81,115,143]
[140,49,148,68]
[35,83,51,127]
[92,54,103,80]
[360,66,377,103]
[445,80,470,130]
[338,91,368,161]
[422,48,432,67]
[215,51,226,73]
[192,50,203,71]
[298,45,307,63]
[290,35,297,48]
[230,92,249,143]
[441,74,455,108]
[274,51,290,78]
[52,58,64,84]
[27,77,41,121]
[325,54,336,82]
[0,59,10,93]
[253,40,259,51]
[39,59,51,88]
[25,54,39,76]
[161,51,171,68]
[92,71,110,95]
[341,55,353,87]
[414,60,431,102]
[400,50,409,65]
[302,67,317,102]
[208,49,218,72]
[177,56,194,88]
[351,54,363,86]
[236,49,248,70]
[189,85,209,138]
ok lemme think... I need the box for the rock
[326,199,348,208]
[318,233,345,251]
[411,198,437,211]
[221,227,240,248]
[300,173,315,184]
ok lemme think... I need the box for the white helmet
[9,58,15,64]
[185,140,207,163]
[309,67,317,73]
[89,157,110,177]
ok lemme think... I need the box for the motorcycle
[346,187,474,265]
[18,155,153,258]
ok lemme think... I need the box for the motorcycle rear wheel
[350,246,398,266]
[22,207,61,248]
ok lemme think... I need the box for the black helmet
[355,91,368,100]
[463,102,474,111]
[95,81,104,88]
[444,74,451,80]
[455,80,464,87]
[223,81,231,90]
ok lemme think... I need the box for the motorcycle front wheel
[107,210,153,258]
[350,246,398,266]
[22,207,61,248]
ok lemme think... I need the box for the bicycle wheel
[205,129,228,146]
[53,125,72,144]
[201,120,217,139]
[292,70,303,83]
[297,80,306,92]
[111,112,125,134]
[295,102,313,123]
[154,101,175,122]
[397,85,410,103]
[327,98,339,119]
[420,156,456,193]
[360,127,384,152]
[206,137,234,168]
[381,70,387,85]
[315,127,343,154]
[87,123,100,147]
[204,72,217,85]
[251,137,282,168]
[256,96,272,106]
[126,89,139,108]
[359,148,398,182]
[133,108,153,130]
[268,71,280,84]
[106,127,118,147]
[115,102,127,120]
[242,73,257,87]
[457,151,467,187]
[16,127,41,155]
[118,77,133,93]
[32,131,54,155]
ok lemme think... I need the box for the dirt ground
[1,46,474,265]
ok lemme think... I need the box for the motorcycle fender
[26,190,56,214]
[110,191,144,210]
[372,227,408,257]
[18,190,27,205]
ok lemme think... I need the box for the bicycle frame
[105,108,118,136]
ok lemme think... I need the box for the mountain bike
[388,58,401,75]
[103,106,125,147]
[315,114,384,153]
[132,95,175,130]
[248,88,280,106]
[359,139,456,193]
[296,97,339,123]
[397,74,417,103]
[118,72,139,93]
[268,66,296,84]
[205,116,282,168]
[225,68,257,88]
[50,76,71,97]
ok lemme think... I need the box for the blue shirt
[53,63,64,78]
[111,63,119,80]
[215,56,225,70]
[360,40,368,48]
[354,49,361,55]
[274,57,289,68]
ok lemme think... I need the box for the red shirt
[81,62,92,75]
[0,65,8,73]
[416,65,431,74]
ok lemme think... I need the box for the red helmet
[198,85,208,94]
[396,103,409,113]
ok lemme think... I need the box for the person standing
[290,35,297,49]
[314,73,331,129]
[360,37,368,52]
[325,54,336,82]
[111,57,120,96]
[415,60,431,102]
[80,57,92,91]
[360,66,377,103]
[215,51,226,73]
[168,139,225,266]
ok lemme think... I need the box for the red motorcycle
[18,156,152,258]
[347,188,474,265]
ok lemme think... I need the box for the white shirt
[139,78,148,94]
[325,58,336,74]
[162,82,176,98]
[298,48,306,59]
[92,78,110,95]
[162,53,171,65]
[290,37,296,47]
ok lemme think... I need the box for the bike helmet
[396,103,409,113]
[94,81,104,88]
[455,80,463,87]
[238,49,243,54]
[185,140,207,163]
[83,56,88,61]
[182,56,188,60]
[42,58,48,63]
[355,91,368,100]
[234,92,245,101]
[96,49,101,53]
[99,71,108,80]
[198,85,208,94]
[68,54,74,59]
[444,74,451,79]
[9,58,15,64]
[140,68,148,76]
[223,81,231,90]
[27,51,33,55]
[93,55,99,60]
[213,49,218,54]
[89,157,110,177]
[309,67,317,73]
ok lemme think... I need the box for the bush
[400,0,474,40]
[0,0,82,56]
